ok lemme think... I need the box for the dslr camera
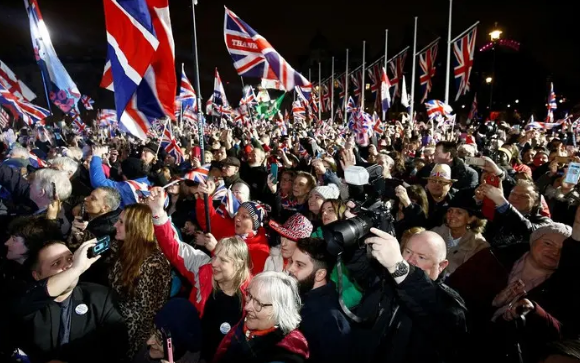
[322,165,396,257]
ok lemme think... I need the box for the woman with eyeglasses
[214,271,309,363]
[146,187,252,362]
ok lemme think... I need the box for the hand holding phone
[87,235,111,258]
[465,156,485,167]
[563,162,580,185]
[270,163,279,184]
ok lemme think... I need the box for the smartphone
[193,146,201,160]
[564,162,580,185]
[88,235,111,258]
[80,203,87,221]
[161,328,174,363]
[465,156,485,167]
[270,163,279,184]
[51,182,57,201]
[482,174,501,221]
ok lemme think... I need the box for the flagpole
[383,29,388,120]
[361,41,366,109]
[409,17,418,125]
[318,62,322,121]
[191,0,211,233]
[444,0,452,104]
[331,57,334,123]
[38,69,53,114]
[344,48,349,124]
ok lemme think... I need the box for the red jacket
[196,198,270,274]
[153,217,250,316]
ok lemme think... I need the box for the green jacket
[312,227,362,308]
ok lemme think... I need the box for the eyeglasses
[245,289,273,312]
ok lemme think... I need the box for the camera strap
[336,254,368,324]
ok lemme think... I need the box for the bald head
[403,231,449,280]
[232,182,250,203]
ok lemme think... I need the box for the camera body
[323,165,396,257]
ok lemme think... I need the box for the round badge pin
[219,322,231,335]
[75,304,88,315]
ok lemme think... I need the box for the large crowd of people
[0,115,579,363]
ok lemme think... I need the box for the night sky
[0,0,579,111]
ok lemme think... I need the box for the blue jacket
[89,156,151,208]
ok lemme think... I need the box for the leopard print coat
[109,243,172,360]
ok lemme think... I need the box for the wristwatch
[390,261,409,278]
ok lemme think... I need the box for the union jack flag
[336,74,345,107]
[425,99,453,119]
[453,26,477,101]
[368,64,381,110]
[101,0,176,140]
[223,7,311,97]
[350,70,362,106]
[0,107,9,128]
[0,83,49,126]
[0,60,36,102]
[184,165,210,183]
[81,95,94,110]
[292,100,306,120]
[161,127,184,164]
[468,93,478,120]
[419,41,438,103]
[321,82,331,113]
[388,49,408,100]
[216,187,241,219]
[179,63,197,110]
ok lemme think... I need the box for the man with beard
[287,238,352,363]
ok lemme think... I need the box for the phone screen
[270,163,279,184]
[564,162,580,185]
[89,236,111,258]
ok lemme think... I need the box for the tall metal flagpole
[331,57,334,122]
[318,62,322,121]
[344,49,349,123]
[409,17,418,125]
[191,0,211,233]
[444,0,453,104]
[383,29,388,120]
[361,41,366,110]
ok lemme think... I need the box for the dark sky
[1,0,578,106]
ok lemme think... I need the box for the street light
[486,77,493,84]
[490,22,502,41]
[515,99,519,103]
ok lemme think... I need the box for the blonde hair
[211,237,251,299]
[401,227,426,250]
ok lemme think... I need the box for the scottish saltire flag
[102,0,177,140]
[224,7,311,96]
[380,67,391,112]
[24,0,80,113]
[81,95,94,110]
[425,100,453,119]
[0,83,49,125]
[0,60,36,101]
[179,63,196,110]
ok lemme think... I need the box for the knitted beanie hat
[529,223,572,245]
[240,201,266,230]
[311,183,340,201]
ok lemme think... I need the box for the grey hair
[64,147,83,161]
[10,145,30,159]
[232,182,250,203]
[96,187,121,211]
[33,168,72,201]
[50,156,79,177]
[250,271,302,334]
[530,223,572,245]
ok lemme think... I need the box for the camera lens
[322,214,374,257]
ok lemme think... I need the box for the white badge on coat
[75,304,88,315]
[220,322,231,335]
